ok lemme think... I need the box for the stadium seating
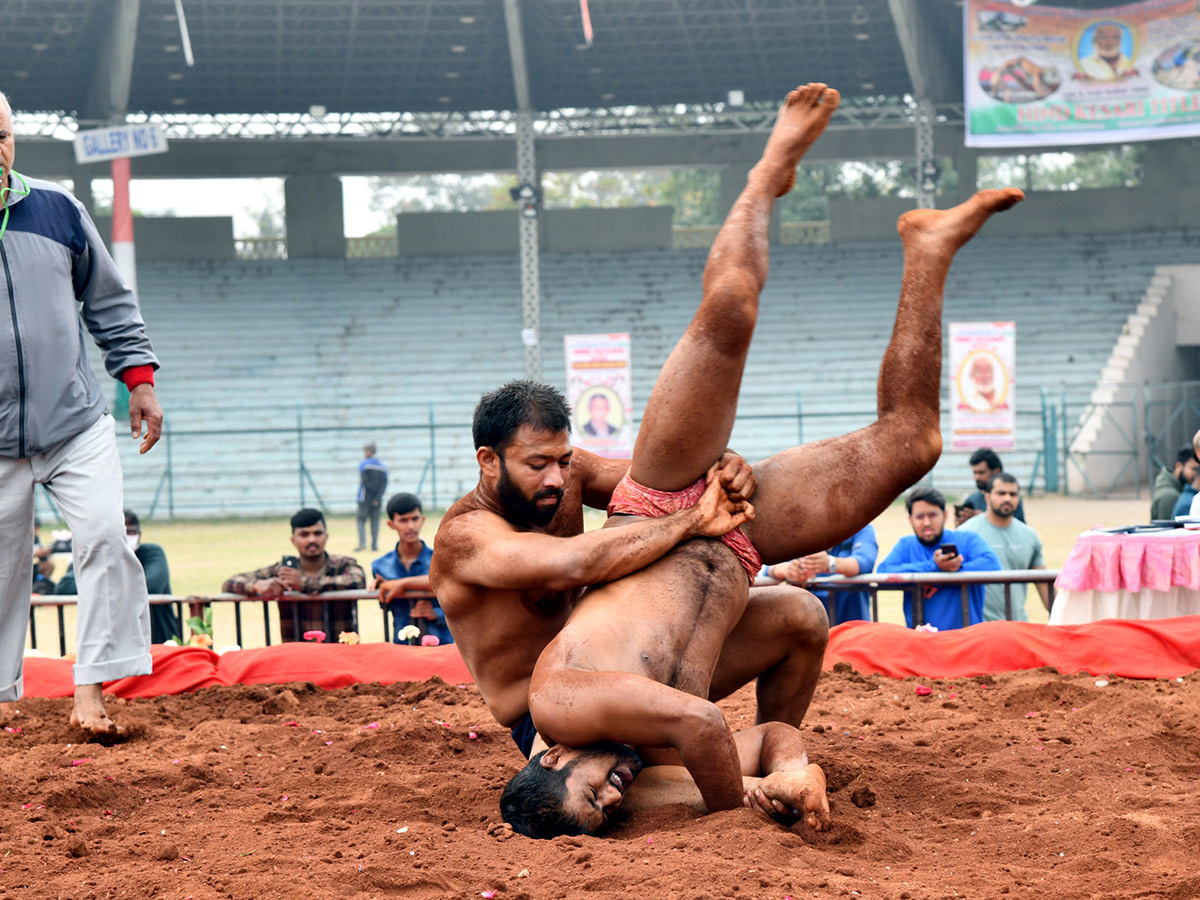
[80,227,1200,518]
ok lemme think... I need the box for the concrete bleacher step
[72,227,1200,518]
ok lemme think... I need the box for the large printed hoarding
[965,0,1200,147]
[950,322,1016,451]
[564,333,633,459]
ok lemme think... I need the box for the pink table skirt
[1056,528,1200,594]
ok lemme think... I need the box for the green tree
[367,173,516,216]
[978,146,1143,192]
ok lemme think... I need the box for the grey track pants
[1,414,151,702]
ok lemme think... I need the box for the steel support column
[915,97,936,209]
[515,111,543,381]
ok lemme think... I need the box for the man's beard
[992,504,1015,520]
[498,459,563,527]
[917,529,945,547]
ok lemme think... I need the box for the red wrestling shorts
[606,471,763,584]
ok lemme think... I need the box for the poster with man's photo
[564,333,633,459]
[950,322,1016,450]
[965,0,1200,146]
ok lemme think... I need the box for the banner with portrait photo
[950,322,1016,451]
[564,333,633,459]
[965,0,1200,147]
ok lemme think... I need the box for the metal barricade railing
[30,574,1057,659]
[28,589,437,656]
[777,568,1059,627]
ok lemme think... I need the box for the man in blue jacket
[0,91,163,734]
[878,486,1001,629]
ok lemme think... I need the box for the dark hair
[385,493,423,519]
[968,448,1003,471]
[906,485,946,513]
[473,381,572,452]
[986,472,1019,492]
[1177,447,1198,467]
[500,751,585,839]
[290,508,325,530]
[123,509,140,531]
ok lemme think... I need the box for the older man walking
[0,90,164,733]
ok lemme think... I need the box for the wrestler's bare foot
[897,188,1024,256]
[745,763,831,832]
[69,684,123,735]
[752,83,841,197]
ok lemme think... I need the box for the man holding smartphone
[222,508,366,641]
[878,486,1001,630]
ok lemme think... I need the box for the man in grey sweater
[0,90,164,734]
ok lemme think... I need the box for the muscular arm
[620,722,821,821]
[439,470,750,594]
[529,668,745,813]
[577,448,630,510]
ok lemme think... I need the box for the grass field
[27,493,1155,657]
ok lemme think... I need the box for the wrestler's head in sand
[473,380,573,528]
[501,741,643,838]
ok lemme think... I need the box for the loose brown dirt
[2,666,1198,900]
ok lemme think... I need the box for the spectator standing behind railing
[1180,432,1200,518]
[958,448,1025,524]
[878,486,1001,630]
[56,510,175,643]
[1174,465,1200,518]
[354,442,389,552]
[222,508,365,642]
[757,524,878,623]
[956,474,1049,621]
[372,493,452,645]
[1151,447,1198,521]
[0,89,163,735]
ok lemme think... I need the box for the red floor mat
[20,616,1200,698]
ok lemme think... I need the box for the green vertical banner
[965,0,1200,147]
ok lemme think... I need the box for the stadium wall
[94,216,235,260]
[1067,264,1200,494]
[393,207,675,255]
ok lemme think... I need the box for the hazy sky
[91,175,389,238]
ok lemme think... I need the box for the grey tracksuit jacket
[0,176,158,459]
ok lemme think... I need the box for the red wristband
[121,365,155,391]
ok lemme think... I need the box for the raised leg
[630,84,840,491]
[743,188,1025,563]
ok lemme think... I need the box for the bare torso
[432,468,590,728]
[536,516,749,706]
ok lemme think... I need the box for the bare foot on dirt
[897,188,1025,257]
[745,763,831,832]
[752,83,841,197]
[69,684,124,736]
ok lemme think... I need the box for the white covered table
[1051,528,1200,625]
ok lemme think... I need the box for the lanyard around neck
[0,171,31,242]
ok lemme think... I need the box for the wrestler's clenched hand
[688,462,756,538]
[715,449,757,502]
